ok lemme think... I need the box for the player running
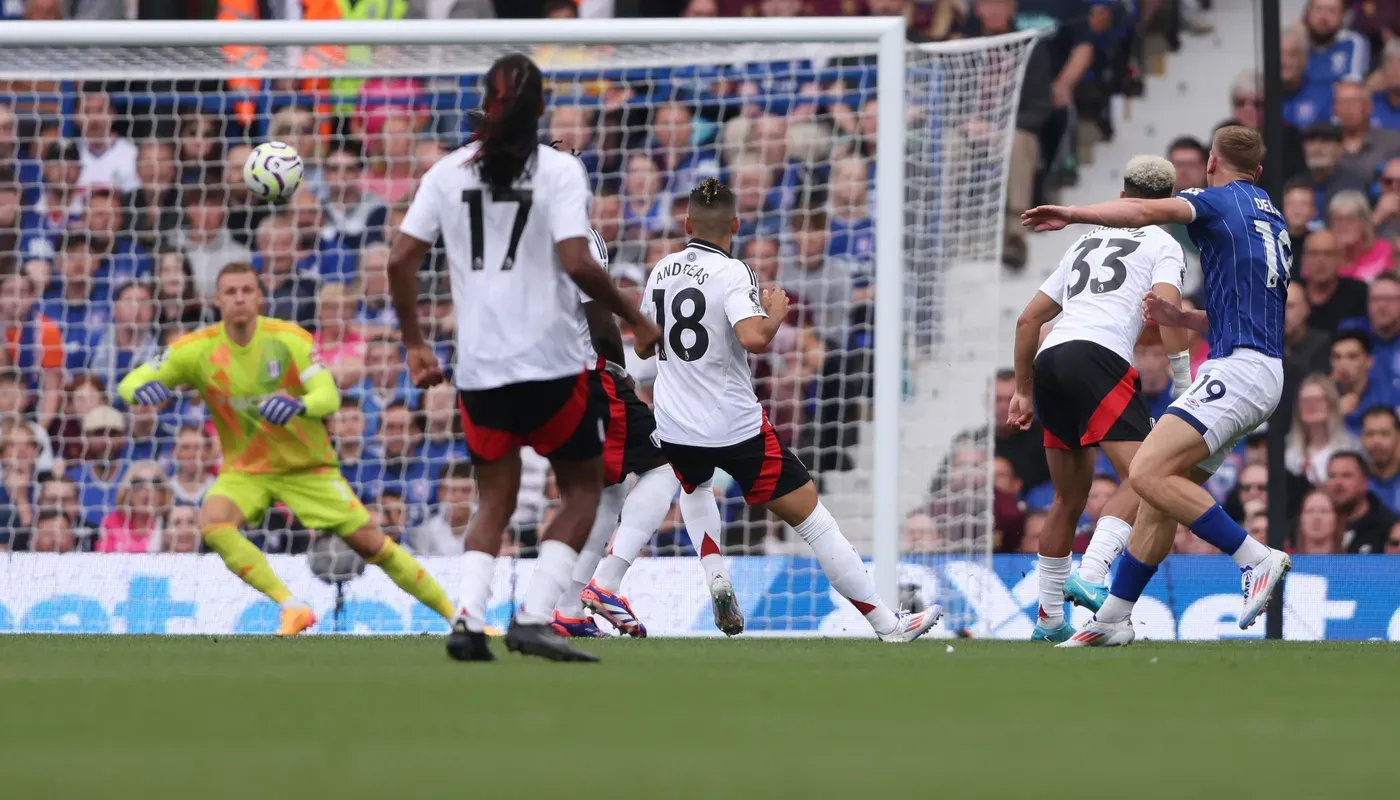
[1024,125,1293,647]
[642,178,941,642]
[1008,156,1193,643]
[388,53,660,662]
[550,230,745,639]
[119,263,457,635]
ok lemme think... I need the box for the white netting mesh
[0,29,1034,636]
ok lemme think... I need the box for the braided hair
[688,177,735,212]
[468,53,546,191]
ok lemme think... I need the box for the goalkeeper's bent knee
[202,523,292,604]
[367,539,455,620]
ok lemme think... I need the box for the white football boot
[709,575,745,637]
[1239,549,1291,630]
[1055,617,1135,647]
[877,605,943,642]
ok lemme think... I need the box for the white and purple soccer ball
[243,141,305,203]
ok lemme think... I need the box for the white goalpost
[0,19,1035,636]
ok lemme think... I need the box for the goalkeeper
[119,262,456,635]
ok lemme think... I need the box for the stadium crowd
[0,0,1204,558]
[980,0,1400,558]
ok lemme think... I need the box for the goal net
[0,20,1035,637]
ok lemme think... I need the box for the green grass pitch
[2,637,1397,799]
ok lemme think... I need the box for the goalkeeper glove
[1169,351,1193,399]
[132,381,172,406]
[258,395,305,426]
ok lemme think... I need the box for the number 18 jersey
[644,239,767,447]
[1037,224,1185,365]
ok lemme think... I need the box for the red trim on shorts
[457,395,518,462]
[526,371,591,456]
[1043,428,1072,450]
[597,368,628,484]
[744,416,785,504]
[1080,366,1139,446]
[672,466,698,494]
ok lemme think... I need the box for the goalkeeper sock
[678,482,729,587]
[593,466,680,592]
[518,539,578,625]
[793,502,898,635]
[1079,516,1131,584]
[367,538,455,620]
[202,523,300,607]
[556,483,626,619]
[455,549,496,633]
[1036,554,1071,624]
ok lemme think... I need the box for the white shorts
[1163,348,1283,474]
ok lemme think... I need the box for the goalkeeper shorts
[206,468,371,536]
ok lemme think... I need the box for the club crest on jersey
[266,359,282,381]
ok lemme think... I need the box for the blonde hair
[115,459,172,513]
[1326,190,1375,228]
[1123,155,1177,197]
[1212,125,1266,176]
[1287,374,1351,457]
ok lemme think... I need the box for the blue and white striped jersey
[1305,31,1369,84]
[1176,182,1291,359]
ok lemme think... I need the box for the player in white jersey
[388,54,660,663]
[1007,156,1192,643]
[549,230,746,638]
[641,178,942,642]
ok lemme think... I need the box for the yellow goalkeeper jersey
[119,317,339,474]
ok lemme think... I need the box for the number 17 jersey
[644,239,767,447]
[1037,224,1185,365]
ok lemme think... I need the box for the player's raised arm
[1023,197,1194,232]
[118,333,195,407]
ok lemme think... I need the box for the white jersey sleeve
[549,157,593,243]
[723,261,765,327]
[1151,236,1187,292]
[1036,254,1071,306]
[399,160,446,243]
[576,228,612,364]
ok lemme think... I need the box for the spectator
[67,404,128,528]
[991,455,1026,552]
[287,191,355,283]
[373,487,409,544]
[0,417,40,539]
[254,215,318,327]
[84,280,159,389]
[369,400,432,519]
[1283,178,1320,262]
[29,509,76,554]
[1244,510,1269,545]
[125,139,181,241]
[35,474,90,541]
[1372,40,1400,129]
[152,251,210,332]
[1371,157,1400,241]
[681,0,717,15]
[1168,136,1209,192]
[1225,463,1270,523]
[1387,520,1400,554]
[1332,331,1384,434]
[312,282,368,389]
[1361,406,1400,512]
[1019,509,1045,554]
[168,424,215,506]
[827,156,874,289]
[354,337,418,433]
[1281,31,1334,129]
[328,396,378,501]
[1284,283,1334,382]
[362,115,419,206]
[621,152,668,238]
[351,243,396,337]
[729,156,782,240]
[1294,488,1342,553]
[1333,81,1400,187]
[902,510,943,554]
[1328,191,1394,283]
[158,504,201,553]
[83,187,151,288]
[991,368,1050,490]
[124,403,164,462]
[177,112,223,186]
[1290,373,1362,484]
[591,186,626,263]
[1221,71,1307,182]
[321,145,388,254]
[1299,123,1370,215]
[172,185,252,298]
[409,463,475,555]
[0,102,41,201]
[221,143,269,247]
[1302,0,1369,84]
[779,207,850,340]
[0,367,55,473]
[97,459,169,553]
[21,140,83,260]
[1325,450,1397,552]
[1299,229,1367,333]
[418,382,468,477]
[1,267,65,427]
[543,0,578,16]
[1342,272,1400,395]
[653,102,719,195]
[74,89,139,194]
[267,106,325,200]
[50,374,107,462]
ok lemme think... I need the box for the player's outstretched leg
[1067,440,1142,612]
[767,482,941,642]
[505,455,604,662]
[551,483,626,638]
[342,523,455,619]
[1035,449,1093,642]
[585,465,681,637]
[199,496,315,636]
[679,481,743,636]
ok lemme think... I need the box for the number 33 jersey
[1036,224,1186,364]
[644,239,767,447]
[400,142,592,391]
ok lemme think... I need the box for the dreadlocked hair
[468,53,545,191]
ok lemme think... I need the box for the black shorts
[457,372,603,463]
[1033,340,1151,450]
[589,366,665,486]
[660,416,811,505]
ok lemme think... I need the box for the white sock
[454,549,496,632]
[1232,535,1271,569]
[1096,594,1135,624]
[593,466,679,592]
[794,502,898,635]
[1037,554,1072,624]
[555,484,626,618]
[679,481,729,586]
[518,539,579,625]
[1079,516,1130,584]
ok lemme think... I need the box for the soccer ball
[243,141,305,203]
